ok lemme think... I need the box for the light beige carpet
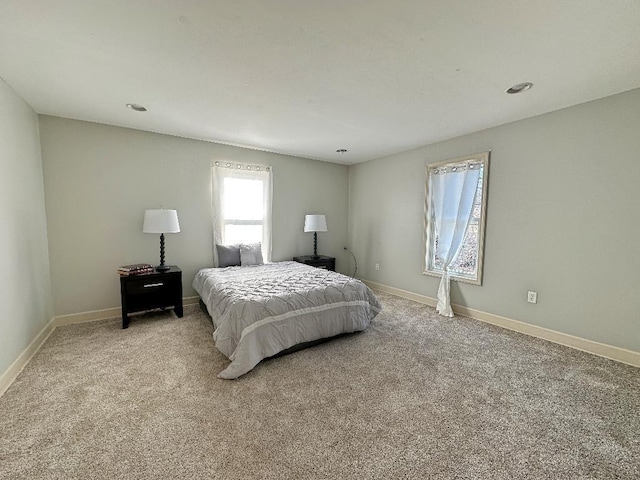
[1,292,638,479]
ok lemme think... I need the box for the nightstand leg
[175,302,183,318]
[121,302,129,329]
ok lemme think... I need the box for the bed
[193,261,382,379]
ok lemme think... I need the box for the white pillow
[240,243,263,266]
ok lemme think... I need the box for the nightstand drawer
[126,277,176,295]
[312,261,332,269]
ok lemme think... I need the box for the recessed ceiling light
[336,149,348,154]
[126,103,147,112]
[506,82,533,94]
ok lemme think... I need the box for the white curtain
[429,163,480,317]
[211,161,272,265]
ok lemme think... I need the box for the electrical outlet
[375,263,380,271]
[527,291,538,304]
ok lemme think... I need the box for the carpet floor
[1,292,638,479]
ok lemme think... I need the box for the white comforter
[193,261,381,379]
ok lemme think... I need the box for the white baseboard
[0,318,56,397]
[52,295,201,327]
[53,306,122,327]
[184,295,200,305]
[363,279,640,368]
[0,295,202,398]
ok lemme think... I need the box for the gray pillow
[216,244,241,267]
[240,243,264,266]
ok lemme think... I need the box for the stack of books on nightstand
[117,263,154,276]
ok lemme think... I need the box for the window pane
[432,226,479,278]
[225,225,262,245]
[224,178,263,220]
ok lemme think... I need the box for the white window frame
[211,161,272,265]
[423,152,489,285]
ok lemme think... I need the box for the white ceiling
[1,1,640,165]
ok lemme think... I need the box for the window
[212,162,272,264]
[222,177,264,244]
[424,152,489,285]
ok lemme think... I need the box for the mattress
[193,261,382,379]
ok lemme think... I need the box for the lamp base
[313,232,319,257]
[156,233,170,271]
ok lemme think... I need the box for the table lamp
[143,209,180,271]
[304,214,327,259]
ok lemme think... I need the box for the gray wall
[348,88,640,352]
[0,79,53,374]
[40,117,349,316]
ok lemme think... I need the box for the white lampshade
[304,214,327,232]
[143,209,180,234]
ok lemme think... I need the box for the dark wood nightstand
[119,266,183,329]
[293,255,336,271]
